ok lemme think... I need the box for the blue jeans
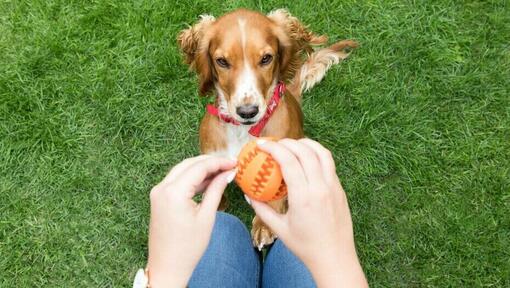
[189,212,316,288]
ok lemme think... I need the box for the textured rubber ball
[235,138,287,202]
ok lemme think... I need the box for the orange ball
[235,138,287,202]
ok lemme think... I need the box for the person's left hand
[147,155,237,288]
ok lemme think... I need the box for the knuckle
[203,156,225,167]
[149,185,162,201]
[278,138,298,150]
[180,158,195,166]
[322,148,333,159]
[277,155,294,167]
[298,138,312,144]
[279,138,296,144]
[309,138,324,147]
[299,138,317,146]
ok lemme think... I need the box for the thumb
[199,169,236,218]
[251,199,286,238]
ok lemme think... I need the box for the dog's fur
[178,8,357,249]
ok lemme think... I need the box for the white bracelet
[133,268,149,288]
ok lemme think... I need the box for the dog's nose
[236,105,259,119]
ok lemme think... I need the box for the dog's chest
[216,125,255,159]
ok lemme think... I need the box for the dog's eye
[260,54,273,66]
[216,57,230,68]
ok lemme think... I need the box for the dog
[178,8,357,249]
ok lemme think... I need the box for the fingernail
[256,139,267,146]
[226,169,237,183]
[244,194,252,205]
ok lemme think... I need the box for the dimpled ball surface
[235,138,287,202]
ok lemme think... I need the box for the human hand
[251,139,367,288]
[147,155,237,288]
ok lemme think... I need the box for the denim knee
[188,212,261,288]
[263,240,316,288]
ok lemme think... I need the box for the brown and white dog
[178,8,357,249]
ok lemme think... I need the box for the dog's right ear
[177,15,215,66]
[177,15,216,95]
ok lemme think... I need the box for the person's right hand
[250,138,368,288]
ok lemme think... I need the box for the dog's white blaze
[239,18,247,53]
[236,64,261,102]
[234,18,263,111]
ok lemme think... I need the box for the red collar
[206,82,285,137]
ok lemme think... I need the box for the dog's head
[177,9,326,124]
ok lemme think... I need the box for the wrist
[306,242,366,288]
[147,261,191,288]
[147,243,194,288]
[133,264,189,288]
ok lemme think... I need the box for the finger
[193,170,226,194]
[298,139,339,187]
[194,178,213,194]
[279,139,324,186]
[173,157,237,198]
[162,155,213,185]
[256,139,307,205]
[250,199,286,238]
[199,170,236,218]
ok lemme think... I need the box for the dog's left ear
[268,9,327,81]
[268,9,327,52]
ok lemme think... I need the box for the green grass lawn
[1,0,509,286]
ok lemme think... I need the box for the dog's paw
[251,217,276,250]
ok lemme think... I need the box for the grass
[1,0,509,286]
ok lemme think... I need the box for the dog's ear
[177,15,215,66]
[268,9,327,52]
[177,15,216,95]
[268,9,328,81]
[272,28,295,82]
[195,48,214,96]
